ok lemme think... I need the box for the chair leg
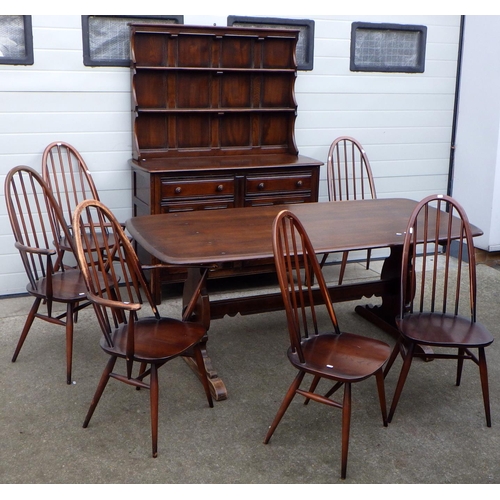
[478,347,491,427]
[73,302,79,324]
[338,251,349,285]
[324,381,344,399]
[193,345,214,408]
[366,248,372,270]
[388,342,415,423]
[264,371,305,444]
[65,302,75,385]
[150,363,159,458]
[12,297,42,362]
[375,369,388,427]
[340,382,352,480]
[456,347,465,386]
[83,355,117,428]
[303,375,321,405]
[136,362,148,390]
[383,339,402,378]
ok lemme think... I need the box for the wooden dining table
[126,198,482,400]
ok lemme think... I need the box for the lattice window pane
[355,29,421,68]
[350,22,427,73]
[0,15,32,64]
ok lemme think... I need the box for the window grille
[0,15,33,65]
[350,22,427,73]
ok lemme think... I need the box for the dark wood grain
[128,199,419,265]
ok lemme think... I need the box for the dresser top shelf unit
[130,23,299,70]
[130,23,301,162]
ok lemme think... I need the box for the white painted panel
[1,112,131,134]
[0,132,132,155]
[33,25,83,50]
[0,250,26,275]
[297,110,454,129]
[297,92,455,111]
[32,15,82,29]
[451,16,500,251]
[0,91,130,112]
[296,75,456,95]
[0,69,130,92]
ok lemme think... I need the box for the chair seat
[27,269,88,302]
[101,316,207,363]
[288,332,391,382]
[397,313,494,348]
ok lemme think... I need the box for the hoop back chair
[5,166,92,384]
[42,141,100,218]
[264,210,391,479]
[72,199,213,458]
[42,141,122,268]
[384,194,493,426]
[321,136,377,284]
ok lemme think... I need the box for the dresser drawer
[161,177,235,201]
[161,199,236,213]
[245,171,314,197]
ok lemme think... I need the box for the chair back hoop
[4,166,75,291]
[72,199,159,359]
[42,142,100,228]
[400,194,477,322]
[326,136,376,202]
[272,210,341,363]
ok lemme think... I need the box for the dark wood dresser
[129,23,322,301]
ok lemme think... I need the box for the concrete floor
[1,260,500,484]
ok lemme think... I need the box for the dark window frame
[81,15,183,67]
[0,15,34,65]
[227,15,315,71]
[350,22,427,73]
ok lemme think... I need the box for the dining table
[126,198,482,400]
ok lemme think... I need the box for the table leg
[182,267,228,401]
[355,246,402,338]
[355,246,434,358]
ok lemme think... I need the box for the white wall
[0,14,462,295]
[452,15,500,251]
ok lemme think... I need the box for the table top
[127,198,432,266]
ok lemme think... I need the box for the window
[227,16,315,70]
[350,22,427,73]
[82,15,183,67]
[0,15,33,65]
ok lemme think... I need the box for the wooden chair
[321,136,377,284]
[41,141,123,268]
[71,199,213,458]
[264,209,391,479]
[384,194,494,426]
[4,166,93,384]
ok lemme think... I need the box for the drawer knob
[258,182,265,190]
[296,180,303,188]
[216,184,224,192]
[175,187,182,194]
